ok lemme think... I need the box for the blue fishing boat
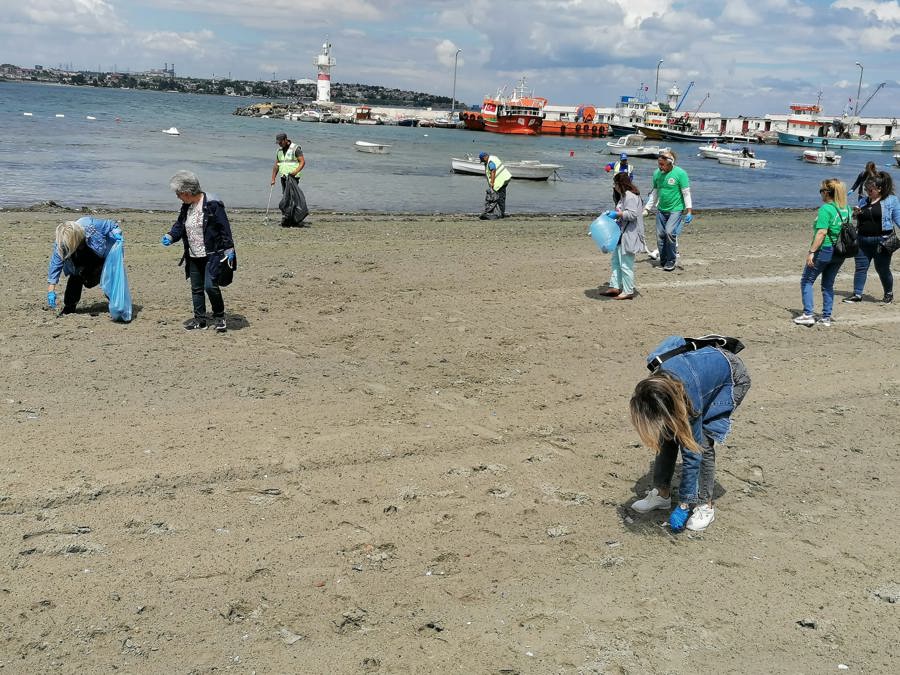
[776,131,896,151]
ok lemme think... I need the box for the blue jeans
[852,235,894,296]
[656,210,683,267]
[800,246,844,317]
[187,256,225,320]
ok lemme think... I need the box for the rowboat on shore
[450,156,561,180]
[354,140,391,154]
[802,149,841,165]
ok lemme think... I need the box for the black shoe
[663,262,676,272]
[183,317,208,330]
[60,306,77,315]
[214,317,227,333]
[883,292,894,304]
[842,294,862,304]
[479,214,489,220]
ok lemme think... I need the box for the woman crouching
[161,170,235,332]
[629,336,751,532]
[47,217,123,314]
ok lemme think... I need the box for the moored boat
[777,131,895,151]
[481,77,546,135]
[162,127,180,135]
[698,143,753,160]
[355,140,391,154]
[895,154,900,167]
[777,103,895,150]
[717,154,766,169]
[450,156,561,180]
[802,150,841,165]
[605,134,669,158]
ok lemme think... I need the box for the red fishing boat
[481,77,547,135]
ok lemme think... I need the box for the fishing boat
[776,103,896,150]
[605,134,669,158]
[717,155,767,169]
[353,106,382,125]
[297,110,322,122]
[450,156,561,180]
[354,140,391,154]
[698,143,753,160]
[802,150,841,165]
[480,77,547,135]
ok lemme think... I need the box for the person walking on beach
[794,178,851,327]
[843,170,898,305]
[478,151,512,219]
[604,152,634,204]
[603,173,645,300]
[849,161,877,207]
[644,149,692,272]
[630,335,751,533]
[46,217,123,314]
[270,132,309,227]
[161,170,236,332]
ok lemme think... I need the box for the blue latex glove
[47,290,57,308]
[669,505,691,532]
[161,234,173,246]
[604,210,617,219]
[684,213,694,224]
[111,230,123,242]
[225,248,235,263]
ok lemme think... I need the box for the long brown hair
[629,371,700,452]
[613,172,640,195]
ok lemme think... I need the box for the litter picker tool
[264,183,274,225]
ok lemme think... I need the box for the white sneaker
[686,504,715,531]
[793,313,815,326]
[646,248,660,260]
[631,488,671,513]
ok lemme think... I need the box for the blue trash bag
[100,241,133,322]
[589,213,621,253]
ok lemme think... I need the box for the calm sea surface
[1,81,897,213]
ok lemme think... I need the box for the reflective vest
[276,143,301,177]
[613,161,633,177]
[485,155,512,189]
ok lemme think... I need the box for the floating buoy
[55,114,65,118]
[86,115,96,120]
[423,134,428,137]
[23,112,33,116]
[570,150,575,157]
[115,117,121,123]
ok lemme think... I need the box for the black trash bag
[481,188,502,220]
[279,178,309,227]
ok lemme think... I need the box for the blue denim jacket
[878,194,900,233]
[647,336,737,502]
[47,217,121,284]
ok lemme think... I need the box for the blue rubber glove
[225,248,235,263]
[684,213,694,224]
[111,230,123,242]
[47,290,57,308]
[669,504,691,533]
[604,210,616,219]
[161,234,173,246]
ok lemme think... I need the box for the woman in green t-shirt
[794,178,851,327]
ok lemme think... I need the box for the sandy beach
[1,206,897,673]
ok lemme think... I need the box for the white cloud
[10,0,124,34]
[833,0,900,22]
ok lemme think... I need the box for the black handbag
[879,227,900,254]
[647,335,745,372]
[829,205,858,258]
[209,250,237,287]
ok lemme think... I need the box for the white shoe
[686,504,715,531]
[646,248,659,260]
[793,313,815,326]
[631,488,671,513]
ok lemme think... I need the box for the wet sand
[1,207,897,673]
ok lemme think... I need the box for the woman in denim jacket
[629,336,751,532]
[47,217,123,314]
[843,171,898,305]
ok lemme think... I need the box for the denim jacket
[166,194,234,279]
[878,194,900,233]
[647,336,737,502]
[47,217,121,284]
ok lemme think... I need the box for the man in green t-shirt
[645,150,693,271]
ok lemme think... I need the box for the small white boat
[23,112,33,116]
[450,156,561,180]
[162,127,180,135]
[717,154,767,169]
[86,115,96,120]
[895,154,900,168]
[802,150,842,165]
[698,143,752,160]
[55,114,65,118]
[604,134,669,158]
[354,140,391,154]
[285,110,321,122]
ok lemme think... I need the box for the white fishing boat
[717,154,767,169]
[603,134,669,158]
[450,156,561,180]
[698,143,752,160]
[161,127,180,135]
[354,140,392,154]
[802,149,842,165]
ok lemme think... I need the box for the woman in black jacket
[161,170,235,332]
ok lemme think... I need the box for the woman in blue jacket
[843,170,898,305]
[47,217,123,313]
[629,336,751,532]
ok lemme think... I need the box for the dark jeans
[63,244,104,311]
[187,256,224,320]
[852,235,894,296]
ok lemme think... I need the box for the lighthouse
[666,83,681,111]
[315,41,336,104]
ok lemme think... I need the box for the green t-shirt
[652,166,690,211]
[814,203,851,248]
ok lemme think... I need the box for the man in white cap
[478,151,512,219]
[645,149,693,271]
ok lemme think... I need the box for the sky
[4,0,900,117]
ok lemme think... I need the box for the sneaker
[842,295,862,304]
[183,317,208,331]
[686,504,716,532]
[663,262,675,272]
[883,292,894,304]
[669,504,691,532]
[818,316,832,327]
[631,488,672,513]
[214,317,227,333]
[646,248,660,260]
[793,313,815,326]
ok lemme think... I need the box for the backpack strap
[647,335,745,372]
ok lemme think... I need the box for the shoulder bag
[829,205,858,258]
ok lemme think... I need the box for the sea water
[1,81,895,213]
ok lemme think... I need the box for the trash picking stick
[264,183,274,225]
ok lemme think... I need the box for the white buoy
[23,112,33,116]
[86,115,96,120]
[55,114,65,118]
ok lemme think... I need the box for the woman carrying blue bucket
[602,172,646,300]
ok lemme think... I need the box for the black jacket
[167,194,235,278]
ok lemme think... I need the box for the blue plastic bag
[589,213,621,253]
[100,241,133,322]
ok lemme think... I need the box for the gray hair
[169,170,202,195]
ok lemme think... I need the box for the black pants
[63,244,104,312]
[187,256,225,319]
